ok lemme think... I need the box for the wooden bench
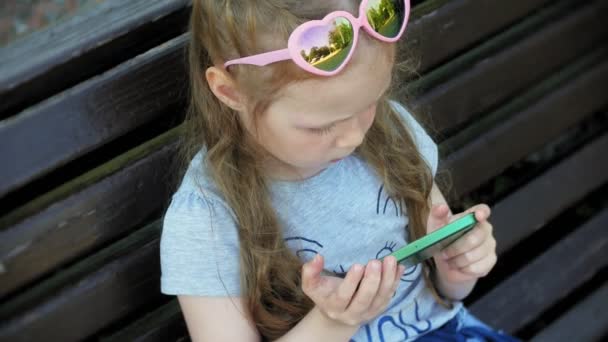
[1,0,606,341]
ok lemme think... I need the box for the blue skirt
[415,307,522,342]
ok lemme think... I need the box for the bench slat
[444,57,608,197]
[439,46,606,154]
[0,222,164,342]
[417,0,608,135]
[530,282,608,342]
[470,206,608,333]
[99,300,187,342]
[492,133,608,255]
[409,0,552,72]
[0,0,189,117]
[0,129,178,298]
[0,35,187,198]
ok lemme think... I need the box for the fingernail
[442,251,449,259]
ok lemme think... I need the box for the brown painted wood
[531,282,608,342]
[492,133,608,255]
[470,207,608,333]
[99,300,188,342]
[416,0,608,135]
[0,0,190,118]
[443,59,608,197]
[0,35,188,198]
[0,223,164,342]
[0,137,178,298]
[408,0,553,72]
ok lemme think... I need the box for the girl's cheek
[297,133,326,151]
[362,105,377,128]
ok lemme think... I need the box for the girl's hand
[301,254,405,327]
[428,203,497,284]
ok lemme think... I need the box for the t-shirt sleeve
[160,190,241,297]
[389,100,439,176]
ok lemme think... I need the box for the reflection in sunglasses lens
[297,17,354,72]
[366,0,405,38]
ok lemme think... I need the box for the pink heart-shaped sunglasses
[224,0,411,76]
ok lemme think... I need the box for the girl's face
[252,39,394,181]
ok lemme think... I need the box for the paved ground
[0,0,105,46]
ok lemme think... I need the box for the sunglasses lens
[365,0,406,38]
[296,17,355,72]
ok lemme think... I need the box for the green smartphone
[382,212,477,268]
[322,213,477,278]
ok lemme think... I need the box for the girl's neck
[263,157,328,183]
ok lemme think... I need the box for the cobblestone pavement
[1,0,105,46]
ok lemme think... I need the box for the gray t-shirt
[160,100,462,341]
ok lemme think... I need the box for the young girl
[160,1,521,341]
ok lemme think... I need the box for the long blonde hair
[182,0,450,339]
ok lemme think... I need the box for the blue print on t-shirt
[348,300,432,342]
[285,236,323,259]
[399,300,432,334]
[376,184,405,216]
[375,240,418,283]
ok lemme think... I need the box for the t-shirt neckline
[270,157,347,191]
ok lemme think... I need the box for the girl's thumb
[428,204,451,233]
[302,254,324,289]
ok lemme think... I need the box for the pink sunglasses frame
[224,0,411,76]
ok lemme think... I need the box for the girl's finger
[345,260,382,315]
[442,225,488,259]
[301,254,325,297]
[369,257,397,310]
[331,264,365,311]
[391,265,405,293]
[396,265,406,282]
[445,240,492,269]
[459,253,497,277]
[462,204,491,222]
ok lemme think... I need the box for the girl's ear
[205,66,247,112]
